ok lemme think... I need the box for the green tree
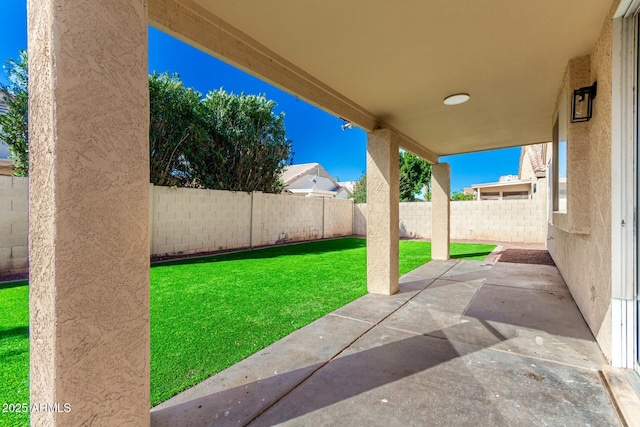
[0,50,29,176]
[451,190,475,201]
[350,152,431,203]
[399,151,431,202]
[189,89,293,193]
[1,59,293,193]
[351,173,367,204]
[149,72,204,187]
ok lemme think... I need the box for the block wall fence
[0,176,547,273]
[355,199,548,243]
[0,176,28,272]
[149,184,353,256]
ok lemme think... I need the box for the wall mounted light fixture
[571,82,597,122]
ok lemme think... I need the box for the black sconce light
[571,82,597,123]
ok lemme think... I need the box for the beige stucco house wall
[547,7,614,360]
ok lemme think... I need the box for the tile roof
[280,163,321,184]
[525,144,546,174]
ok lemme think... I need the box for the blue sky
[0,0,522,192]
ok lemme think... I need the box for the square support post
[28,1,150,424]
[432,163,451,260]
[366,129,399,295]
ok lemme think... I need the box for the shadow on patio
[151,259,621,426]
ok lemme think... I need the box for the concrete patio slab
[442,260,567,292]
[151,314,373,427]
[151,259,626,426]
[464,284,593,340]
[382,277,605,370]
[400,259,458,280]
[331,286,425,324]
[440,259,494,281]
[253,327,620,426]
[427,316,607,370]
[381,279,483,335]
[479,262,568,291]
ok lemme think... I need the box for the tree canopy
[450,190,475,201]
[399,151,431,202]
[351,151,431,203]
[1,57,293,193]
[187,89,292,193]
[351,173,367,204]
[149,72,204,187]
[0,50,28,176]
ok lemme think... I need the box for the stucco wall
[355,199,547,243]
[547,9,614,361]
[0,175,28,272]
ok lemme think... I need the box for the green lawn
[0,282,29,427]
[0,238,494,425]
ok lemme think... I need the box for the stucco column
[28,1,150,425]
[366,129,399,295]
[432,163,450,260]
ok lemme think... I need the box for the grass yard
[0,282,29,427]
[0,238,494,425]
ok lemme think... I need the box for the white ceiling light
[443,93,470,106]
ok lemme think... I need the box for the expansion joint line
[243,260,461,426]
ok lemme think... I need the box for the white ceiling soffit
[149,0,612,159]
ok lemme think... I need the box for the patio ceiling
[149,0,612,162]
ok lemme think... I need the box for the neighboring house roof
[281,163,322,184]
[465,142,548,193]
[335,183,353,199]
[472,179,533,189]
[281,163,341,197]
[337,181,355,193]
[521,144,547,178]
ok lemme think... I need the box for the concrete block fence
[149,185,354,256]
[355,199,548,243]
[0,175,546,273]
[0,176,28,272]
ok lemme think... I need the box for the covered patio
[150,258,620,426]
[26,0,639,425]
